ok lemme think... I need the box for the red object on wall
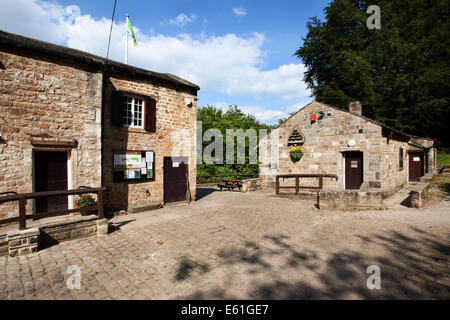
[311,113,317,122]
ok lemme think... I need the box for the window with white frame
[123,95,144,128]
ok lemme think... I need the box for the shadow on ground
[175,227,450,299]
[196,187,219,201]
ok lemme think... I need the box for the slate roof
[0,29,200,91]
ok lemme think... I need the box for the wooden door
[409,152,424,181]
[345,151,363,190]
[35,151,68,213]
[163,157,188,204]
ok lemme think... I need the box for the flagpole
[125,14,129,64]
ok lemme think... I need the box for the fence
[0,187,106,230]
[275,174,338,195]
[197,174,258,185]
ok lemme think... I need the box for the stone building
[259,100,437,207]
[0,30,199,219]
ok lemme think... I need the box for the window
[111,90,156,132]
[123,96,144,128]
[399,147,404,171]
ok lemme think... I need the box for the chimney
[349,101,362,116]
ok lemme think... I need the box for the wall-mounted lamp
[185,97,194,108]
[318,111,324,120]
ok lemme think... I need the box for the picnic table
[217,179,242,191]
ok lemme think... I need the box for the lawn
[437,153,450,165]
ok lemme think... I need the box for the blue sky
[0,0,330,124]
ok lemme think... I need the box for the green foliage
[437,153,450,165]
[197,105,272,177]
[295,0,449,145]
[75,194,96,208]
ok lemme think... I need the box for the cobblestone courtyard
[1,187,449,300]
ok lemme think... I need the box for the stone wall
[241,178,261,192]
[103,72,197,212]
[39,216,100,247]
[259,101,410,196]
[0,234,8,256]
[0,46,103,218]
[378,133,409,196]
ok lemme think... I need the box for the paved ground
[0,186,449,300]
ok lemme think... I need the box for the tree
[295,0,449,145]
[197,105,272,177]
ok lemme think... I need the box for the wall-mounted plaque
[30,135,76,147]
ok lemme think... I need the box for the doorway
[163,157,188,204]
[408,152,424,182]
[34,151,68,213]
[344,151,363,190]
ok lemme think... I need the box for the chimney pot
[349,101,362,116]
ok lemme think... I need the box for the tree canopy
[197,105,272,177]
[295,0,449,145]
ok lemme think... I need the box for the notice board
[113,150,155,182]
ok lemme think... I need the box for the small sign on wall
[351,161,358,168]
[173,162,180,168]
[114,153,142,170]
[413,157,420,162]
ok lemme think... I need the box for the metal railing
[0,187,106,230]
[275,174,338,195]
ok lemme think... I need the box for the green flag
[127,19,138,46]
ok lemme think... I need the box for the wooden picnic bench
[218,179,242,191]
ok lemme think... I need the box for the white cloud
[0,0,310,102]
[233,7,247,16]
[210,103,288,124]
[209,100,315,124]
[165,13,197,27]
[240,106,287,122]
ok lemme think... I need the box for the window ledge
[119,127,153,134]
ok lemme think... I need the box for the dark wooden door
[345,151,363,190]
[35,151,68,213]
[409,152,424,181]
[163,157,188,204]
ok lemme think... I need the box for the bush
[437,153,450,165]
